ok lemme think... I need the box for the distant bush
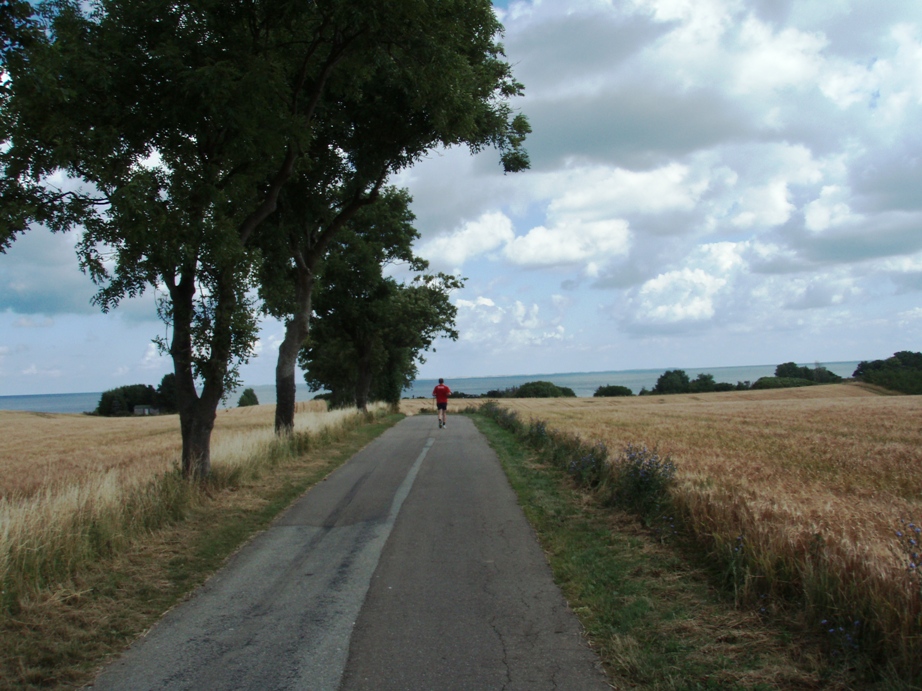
[513,381,576,398]
[688,373,716,393]
[95,384,158,416]
[652,369,691,394]
[853,351,922,394]
[450,391,482,399]
[750,376,817,390]
[594,384,633,397]
[156,373,178,413]
[775,362,842,384]
[237,388,259,407]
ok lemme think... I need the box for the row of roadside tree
[1,0,530,477]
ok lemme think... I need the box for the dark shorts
[436,402,447,411]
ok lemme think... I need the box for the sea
[0,361,862,414]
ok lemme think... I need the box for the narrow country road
[90,415,610,690]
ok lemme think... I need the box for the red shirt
[432,384,451,404]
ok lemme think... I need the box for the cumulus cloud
[22,364,63,378]
[504,220,630,268]
[455,295,567,351]
[804,185,857,232]
[140,342,166,370]
[419,212,516,269]
[635,268,728,323]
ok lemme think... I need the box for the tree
[652,370,690,395]
[514,381,576,398]
[259,0,530,433]
[853,351,922,394]
[96,384,158,416]
[688,373,716,393]
[156,373,178,414]
[299,195,462,410]
[594,385,633,397]
[775,362,812,380]
[3,0,528,475]
[237,388,259,407]
[775,361,841,383]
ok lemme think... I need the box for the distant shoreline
[1,361,862,414]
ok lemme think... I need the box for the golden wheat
[0,400,370,603]
[0,400,329,498]
[431,383,921,669]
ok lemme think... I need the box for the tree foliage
[775,362,842,383]
[237,388,259,407]
[299,193,462,410]
[95,377,178,415]
[95,384,157,416]
[253,0,530,432]
[853,351,922,394]
[3,0,528,475]
[156,373,178,414]
[513,381,576,398]
[651,369,691,395]
[594,384,634,397]
[751,377,817,390]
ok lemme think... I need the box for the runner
[432,378,451,429]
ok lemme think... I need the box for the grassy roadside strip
[471,412,875,690]
[0,412,403,689]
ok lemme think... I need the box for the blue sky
[2,0,922,395]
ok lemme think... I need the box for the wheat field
[0,400,368,607]
[403,383,922,668]
[454,384,921,557]
[404,384,920,565]
[0,400,329,499]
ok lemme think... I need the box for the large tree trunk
[274,180,385,432]
[178,399,218,478]
[169,264,236,479]
[275,264,314,435]
[354,343,374,413]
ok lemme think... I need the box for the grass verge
[471,412,890,690]
[0,412,403,689]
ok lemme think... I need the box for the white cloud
[804,185,857,232]
[546,163,706,218]
[897,307,922,326]
[504,219,630,268]
[140,342,166,369]
[419,212,515,268]
[636,268,727,322]
[732,18,827,95]
[731,179,795,228]
[455,295,567,350]
[22,364,63,378]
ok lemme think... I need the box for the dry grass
[407,383,922,675]
[466,384,921,561]
[0,400,369,618]
[0,400,328,499]
[0,404,397,688]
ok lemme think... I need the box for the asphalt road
[90,414,610,691]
